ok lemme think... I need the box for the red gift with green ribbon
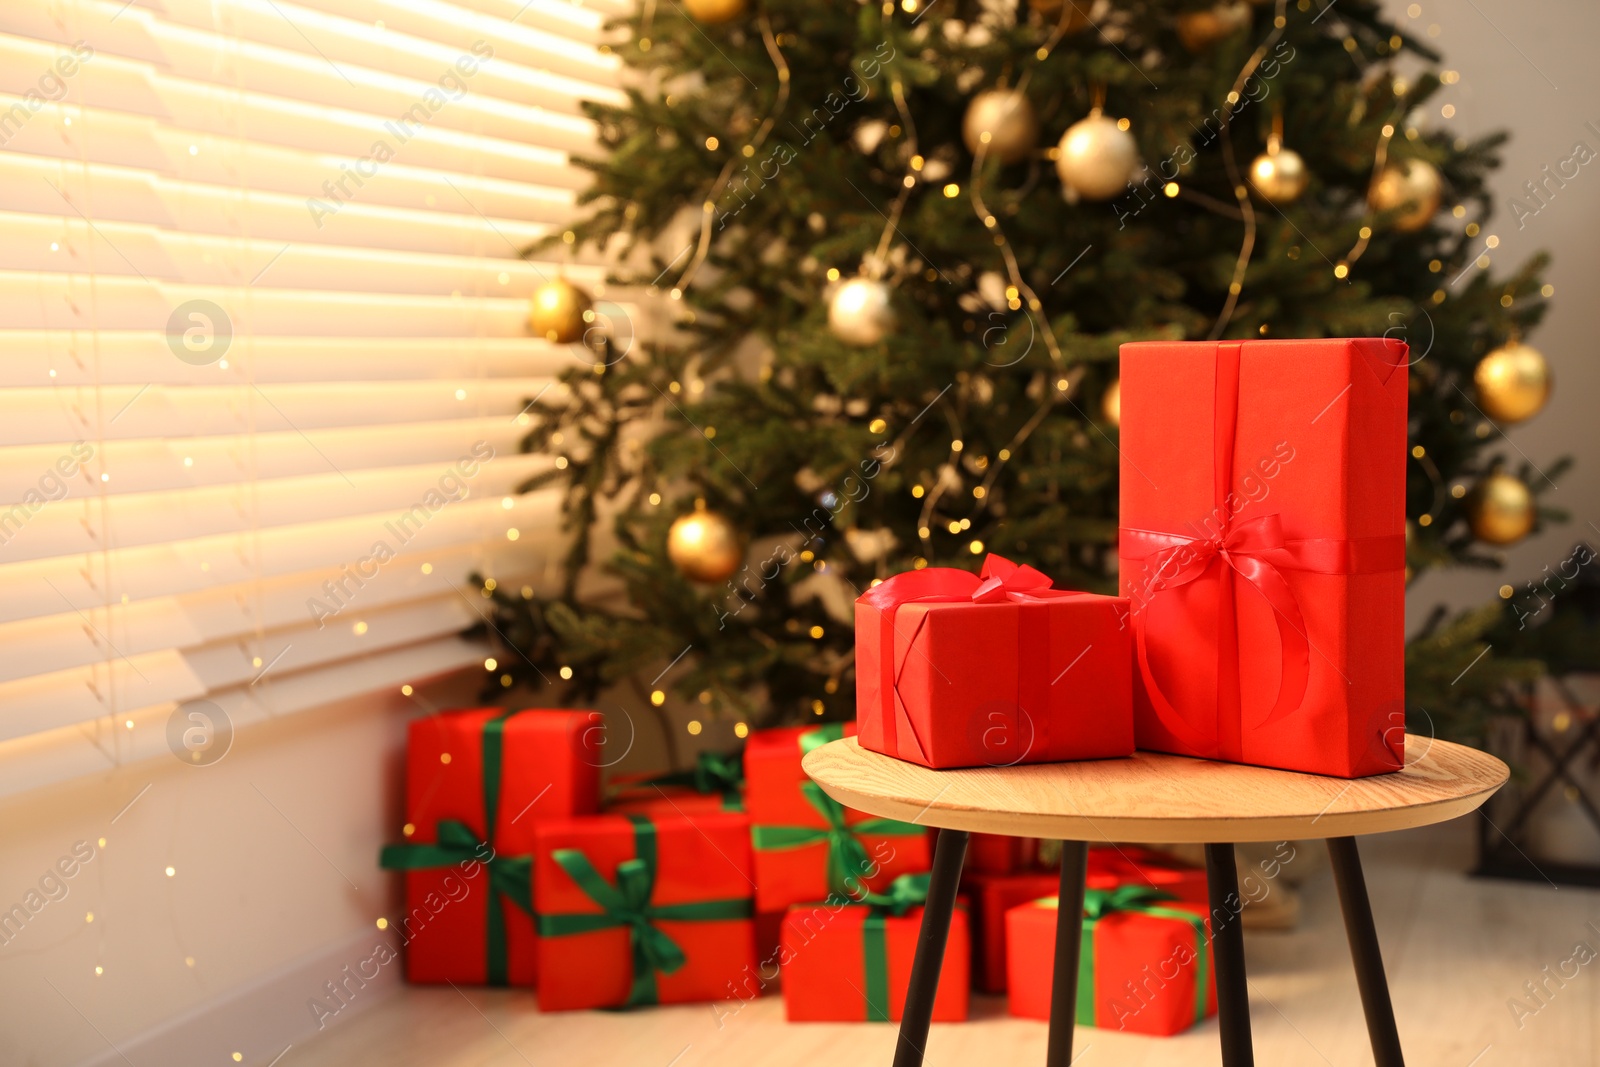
[607,749,746,816]
[377,708,600,986]
[1006,885,1216,1036]
[745,723,930,912]
[781,873,970,1023]
[533,811,757,1010]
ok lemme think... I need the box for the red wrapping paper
[1118,339,1409,778]
[394,708,599,986]
[745,724,930,912]
[1087,846,1207,906]
[532,812,757,1011]
[1007,897,1216,1036]
[856,555,1134,769]
[966,871,1061,993]
[967,834,1042,874]
[781,902,969,1021]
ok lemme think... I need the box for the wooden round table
[803,734,1507,1067]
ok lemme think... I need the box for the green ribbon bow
[636,749,745,811]
[750,725,924,898]
[378,710,529,985]
[536,814,752,1008]
[1074,885,1210,1028]
[858,873,933,1021]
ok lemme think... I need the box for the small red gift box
[1118,339,1408,778]
[533,811,756,1010]
[1087,846,1207,907]
[856,555,1134,769]
[745,723,930,912]
[607,749,745,817]
[965,870,1061,993]
[781,876,969,1022]
[378,708,600,986]
[1008,889,1216,1036]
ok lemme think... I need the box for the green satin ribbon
[536,814,752,1007]
[378,710,529,985]
[1072,885,1210,1028]
[858,873,932,1021]
[750,725,924,897]
[633,749,745,811]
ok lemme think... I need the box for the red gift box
[781,876,969,1022]
[965,870,1061,993]
[746,723,930,912]
[379,708,600,986]
[856,555,1133,769]
[1007,889,1216,1036]
[1087,846,1207,907]
[533,811,756,1010]
[1118,339,1408,778]
[607,750,745,817]
[967,833,1043,874]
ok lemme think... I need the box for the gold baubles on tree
[1474,341,1551,423]
[1056,110,1140,201]
[1101,379,1121,427]
[1467,472,1536,546]
[667,506,743,583]
[681,0,746,23]
[1176,2,1252,51]
[1249,136,1310,204]
[1370,159,1442,232]
[828,277,897,347]
[529,278,592,344]
[963,89,1040,166]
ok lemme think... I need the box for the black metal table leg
[892,828,968,1067]
[1046,841,1089,1067]
[1206,843,1254,1067]
[1328,836,1405,1067]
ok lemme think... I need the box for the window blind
[0,0,629,798]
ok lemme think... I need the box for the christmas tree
[479,0,1564,752]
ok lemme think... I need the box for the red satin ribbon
[858,555,1086,762]
[1117,343,1405,759]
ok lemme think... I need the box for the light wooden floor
[290,819,1600,1067]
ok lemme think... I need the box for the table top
[802,734,1508,843]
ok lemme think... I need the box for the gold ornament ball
[1467,473,1535,546]
[1474,342,1550,423]
[963,89,1040,166]
[1370,159,1442,232]
[1249,144,1310,204]
[667,508,743,583]
[828,278,897,347]
[1177,2,1252,52]
[529,278,592,344]
[682,0,746,23]
[1029,0,1093,34]
[1056,113,1141,201]
[1101,379,1121,427]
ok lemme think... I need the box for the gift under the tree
[533,811,756,1010]
[1087,846,1207,907]
[1118,338,1409,778]
[781,875,969,1022]
[378,708,600,987]
[745,723,930,912]
[607,749,745,817]
[856,554,1133,769]
[966,869,1061,994]
[1007,887,1216,1036]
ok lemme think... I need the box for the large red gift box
[1118,339,1409,778]
[379,708,600,986]
[966,870,1060,993]
[781,877,969,1022]
[1007,889,1216,1036]
[745,723,930,912]
[856,554,1133,769]
[533,811,756,1010]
